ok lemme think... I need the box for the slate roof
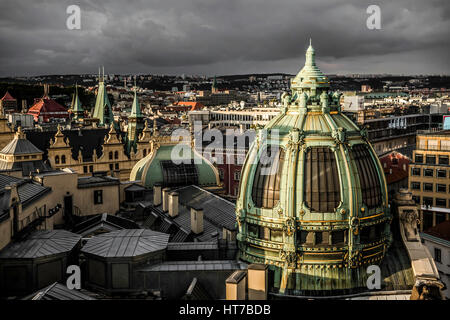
[77,175,120,188]
[424,220,450,242]
[175,185,236,231]
[81,229,170,258]
[26,282,96,300]
[71,213,139,236]
[0,137,43,155]
[24,128,122,162]
[167,241,218,251]
[0,174,51,209]
[0,230,81,259]
[139,260,246,272]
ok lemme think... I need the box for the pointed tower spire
[70,83,84,121]
[92,67,114,126]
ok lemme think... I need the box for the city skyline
[0,0,449,77]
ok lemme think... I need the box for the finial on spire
[309,38,312,46]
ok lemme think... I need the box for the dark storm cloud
[0,0,449,76]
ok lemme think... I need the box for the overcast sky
[0,0,449,77]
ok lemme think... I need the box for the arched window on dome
[61,155,66,164]
[114,151,119,159]
[55,155,60,165]
[351,144,382,208]
[304,147,341,212]
[251,145,285,209]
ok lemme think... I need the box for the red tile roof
[174,101,205,111]
[27,97,69,122]
[1,91,16,101]
[424,220,450,242]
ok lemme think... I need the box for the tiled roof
[0,230,81,259]
[424,220,450,242]
[27,98,68,115]
[71,213,139,236]
[1,91,16,101]
[81,229,170,258]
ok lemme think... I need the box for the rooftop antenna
[102,66,105,82]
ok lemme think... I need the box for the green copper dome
[236,42,392,295]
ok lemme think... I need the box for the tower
[126,80,144,155]
[236,41,391,295]
[92,67,115,126]
[211,75,218,94]
[70,84,84,121]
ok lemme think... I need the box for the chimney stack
[190,206,204,234]
[153,183,162,206]
[162,187,170,212]
[168,192,179,217]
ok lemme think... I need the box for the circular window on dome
[251,145,285,209]
[304,147,341,212]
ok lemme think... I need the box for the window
[411,182,420,190]
[89,165,93,173]
[61,155,66,164]
[161,160,199,187]
[315,232,329,245]
[391,157,398,165]
[83,166,88,173]
[305,147,341,212]
[423,197,433,206]
[436,198,446,207]
[94,190,103,204]
[411,168,421,176]
[109,151,113,160]
[412,195,420,204]
[331,230,346,245]
[438,155,449,165]
[55,155,60,164]
[251,145,285,209]
[436,184,446,193]
[434,248,441,263]
[218,169,224,180]
[423,183,433,192]
[115,163,119,170]
[351,144,382,209]
[415,154,423,163]
[437,170,446,178]
[114,151,119,159]
[109,163,113,171]
[426,155,436,165]
[234,171,241,181]
[143,149,147,157]
[424,169,434,177]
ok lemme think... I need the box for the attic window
[304,147,341,212]
[251,145,285,209]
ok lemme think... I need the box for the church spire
[92,67,114,126]
[70,83,84,120]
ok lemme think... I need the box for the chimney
[168,192,179,217]
[153,183,162,206]
[190,206,203,234]
[162,187,170,212]
[247,264,268,300]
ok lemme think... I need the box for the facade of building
[409,131,450,232]
[420,220,450,299]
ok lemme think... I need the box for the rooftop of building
[423,220,450,242]
[81,229,170,258]
[0,230,81,259]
